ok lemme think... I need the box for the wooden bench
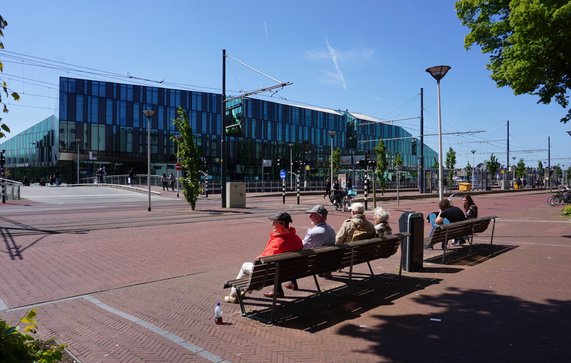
[223,233,406,323]
[426,216,498,263]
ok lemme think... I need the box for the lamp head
[426,65,451,82]
[142,109,156,118]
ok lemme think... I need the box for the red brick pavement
[1,189,570,362]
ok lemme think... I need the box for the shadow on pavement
[424,244,518,266]
[337,287,571,361]
[245,275,440,332]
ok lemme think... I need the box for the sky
[1,0,570,170]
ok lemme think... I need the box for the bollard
[364,175,368,210]
[282,178,286,204]
[296,174,300,205]
[205,172,209,198]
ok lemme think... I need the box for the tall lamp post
[328,131,336,185]
[426,65,451,200]
[75,138,81,184]
[289,143,294,191]
[471,149,476,190]
[142,109,156,212]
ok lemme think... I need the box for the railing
[0,178,22,200]
[81,174,164,187]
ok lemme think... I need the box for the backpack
[351,225,372,241]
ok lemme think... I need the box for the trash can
[458,182,472,191]
[398,211,424,272]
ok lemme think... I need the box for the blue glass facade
[1,77,437,184]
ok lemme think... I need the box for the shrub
[0,309,65,362]
[561,205,571,216]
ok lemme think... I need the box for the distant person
[54,169,61,187]
[285,205,336,290]
[335,202,376,244]
[323,178,331,199]
[162,173,169,191]
[224,212,302,303]
[128,168,135,185]
[169,173,176,191]
[373,206,393,237]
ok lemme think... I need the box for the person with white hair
[335,202,376,244]
[373,206,393,237]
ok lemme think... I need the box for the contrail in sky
[325,38,347,90]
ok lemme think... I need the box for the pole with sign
[280,169,287,204]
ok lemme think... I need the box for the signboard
[280,169,287,180]
[262,159,272,167]
[175,163,182,171]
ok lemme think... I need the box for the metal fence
[0,178,22,200]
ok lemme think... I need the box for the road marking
[83,295,230,363]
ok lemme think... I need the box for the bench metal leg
[312,274,322,293]
[366,261,375,277]
[490,218,496,245]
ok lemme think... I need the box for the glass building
[1,77,437,187]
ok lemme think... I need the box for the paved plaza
[1,186,570,362]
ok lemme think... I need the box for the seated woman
[463,194,478,219]
[373,206,392,237]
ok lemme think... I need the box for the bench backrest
[252,234,404,290]
[430,216,497,244]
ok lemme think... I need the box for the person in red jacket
[224,212,302,303]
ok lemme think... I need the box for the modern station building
[0,76,437,188]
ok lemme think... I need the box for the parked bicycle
[547,186,571,206]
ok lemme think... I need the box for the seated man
[285,205,336,290]
[335,203,376,244]
[224,212,302,303]
[425,198,466,250]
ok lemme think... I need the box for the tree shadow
[0,217,87,260]
[337,287,571,361]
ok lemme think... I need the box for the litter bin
[398,211,424,272]
[458,182,472,191]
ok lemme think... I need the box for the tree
[0,15,20,138]
[393,152,403,169]
[537,160,545,178]
[456,0,571,123]
[445,147,457,186]
[486,153,501,181]
[374,138,388,194]
[465,161,472,180]
[331,147,341,178]
[515,158,526,179]
[172,107,201,210]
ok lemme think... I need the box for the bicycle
[342,188,357,212]
[547,187,571,206]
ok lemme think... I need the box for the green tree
[331,147,341,178]
[393,152,403,168]
[172,107,201,210]
[456,0,571,123]
[374,138,387,193]
[552,164,562,182]
[465,161,472,180]
[515,158,526,179]
[445,147,457,185]
[486,153,501,181]
[0,15,20,138]
[537,160,545,178]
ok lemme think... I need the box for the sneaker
[223,295,237,304]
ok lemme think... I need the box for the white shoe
[224,295,238,304]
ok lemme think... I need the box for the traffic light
[276,158,281,168]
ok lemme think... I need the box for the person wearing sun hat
[224,212,302,303]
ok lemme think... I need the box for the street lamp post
[75,138,81,184]
[471,149,476,190]
[142,109,156,212]
[328,131,336,185]
[426,65,451,200]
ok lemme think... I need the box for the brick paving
[1,188,570,362]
